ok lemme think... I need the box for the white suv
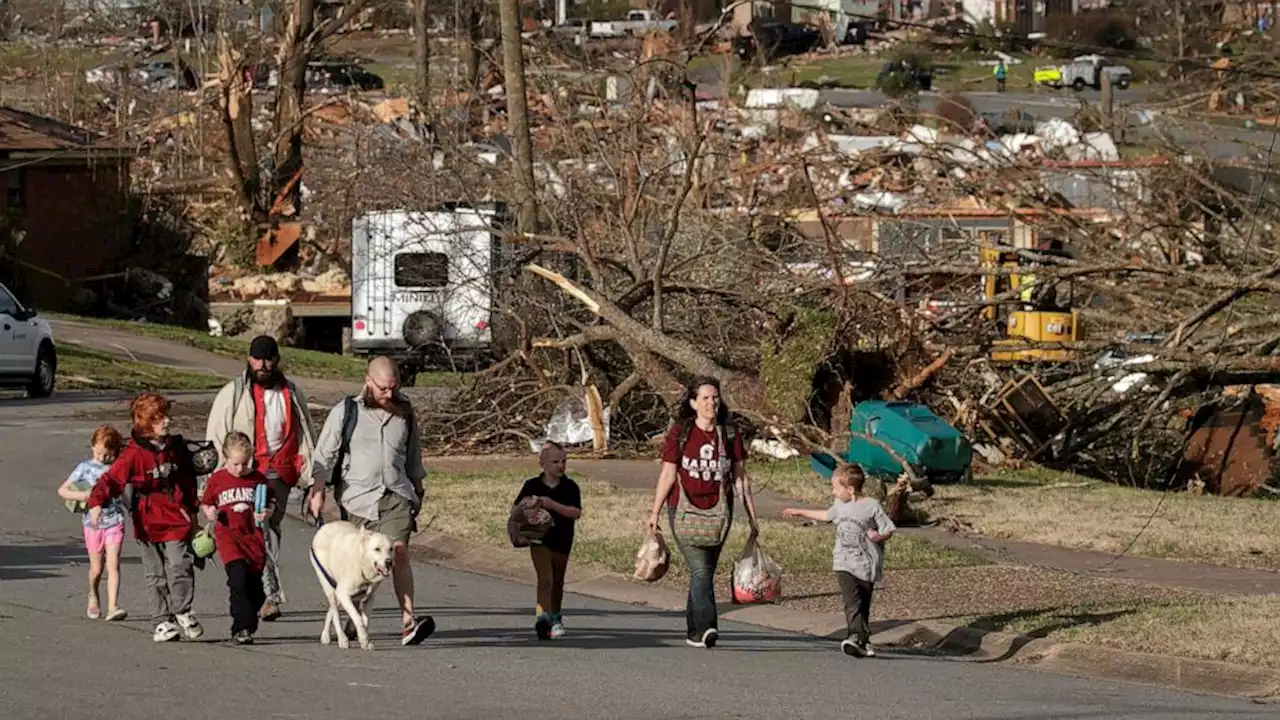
[0,281,56,397]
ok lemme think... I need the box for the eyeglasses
[368,376,399,393]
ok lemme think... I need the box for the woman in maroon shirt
[646,376,761,648]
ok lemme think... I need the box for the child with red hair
[88,392,204,643]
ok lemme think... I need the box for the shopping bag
[632,529,670,582]
[731,536,783,605]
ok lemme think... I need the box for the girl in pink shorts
[58,425,129,621]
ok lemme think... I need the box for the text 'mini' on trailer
[350,203,508,384]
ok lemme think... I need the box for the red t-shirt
[200,469,274,572]
[661,423,746,510]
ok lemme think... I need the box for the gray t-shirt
[827,497,896,583]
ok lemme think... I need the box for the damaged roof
[0,106,127,154]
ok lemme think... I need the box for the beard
[247,363,283,387]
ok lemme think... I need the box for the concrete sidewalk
[427,455,1280,597]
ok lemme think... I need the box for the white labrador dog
[309,520,395,650]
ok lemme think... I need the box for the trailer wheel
[402,311,442,348]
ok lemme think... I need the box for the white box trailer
[350,204,507,380]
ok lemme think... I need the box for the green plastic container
[811,401,972,483]
[192,526,217,559]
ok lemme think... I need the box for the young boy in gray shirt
[783,464,895,657]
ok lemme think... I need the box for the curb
[285,502,1280,702]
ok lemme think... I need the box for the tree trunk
[412,0,430,114]
[216,9,262,228]
[464,4,483,88]
[273,0,317,222]
[497,0,538,233]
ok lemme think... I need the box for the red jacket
[89,432,199,544]
[252,382,303,487]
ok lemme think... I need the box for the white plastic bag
[732,536,783,605]
[529,394,612,452]
[633,529,670,583]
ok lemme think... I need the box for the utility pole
[498,0,538,234]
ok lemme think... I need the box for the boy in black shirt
[515,442,583,640]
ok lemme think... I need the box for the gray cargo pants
[138,540,195,624]
[261,476,290,604]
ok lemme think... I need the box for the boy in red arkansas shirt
[201,431,276,644]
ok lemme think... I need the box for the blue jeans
[669,509,723,640]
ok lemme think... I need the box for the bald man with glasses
[309,356,435,646]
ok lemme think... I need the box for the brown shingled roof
[0,106,118,152]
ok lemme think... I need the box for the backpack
[328,396,417,522]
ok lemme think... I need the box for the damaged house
[0,107,135,311]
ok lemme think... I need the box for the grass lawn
[964,594,1280,669]
[53,314,461,385]
[750,458,1280,570]
[0,42,120,76]
[423,468,985,582]
[746,54,1040,92]
[366,63,415,94]
[58,344,226,392]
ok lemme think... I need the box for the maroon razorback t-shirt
[661,423,746,510]
[200,469,274,572]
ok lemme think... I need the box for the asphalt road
[0,396,1272,719]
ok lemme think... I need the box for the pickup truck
[1034,54,1133,91]
[590,10,677,38]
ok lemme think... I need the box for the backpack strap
[331,396,358,488]
[230,374,247,425]
[331,396,358,522]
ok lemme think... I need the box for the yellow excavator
[981,241,1080,363]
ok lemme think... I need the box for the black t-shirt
[515,474,581,555]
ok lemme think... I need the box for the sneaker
[175,613,204,640]
[401,615,435,646]
[87,592,100,620]
[232,630,254,646]
[104,608,128,622]
[549,622,566,639]
[841,638,867,657]
[259,602,282,622]
[701,628,718,648]
[864,643,877,658]
[534,614,553,641]
[153,621,181,643]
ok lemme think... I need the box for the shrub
[1045,13,1138,58]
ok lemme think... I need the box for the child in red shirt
[201,431,275,645]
